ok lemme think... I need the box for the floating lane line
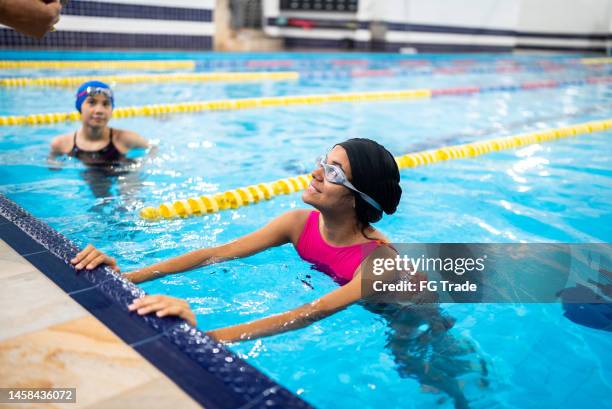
[139,118,612,220]
[2,76,610,126]
[0,71,300,87]
[0,60,195,70]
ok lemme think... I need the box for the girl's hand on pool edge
[71,244,121,272]
[128,295,196,326]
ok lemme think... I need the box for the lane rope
[2,57,606,85]
[139,118,612,220]
[0,56,608,71]
[0,60,195,70]
[0,88,432,126]
[2,76,610,126]
[0,71,300,87]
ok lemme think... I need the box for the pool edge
[0,193,313,409]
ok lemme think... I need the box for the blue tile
[25,251,97,293]
[0,194,312,409]
[0,214,10,226]
[0,29,213,50]
[98,274,185,334]
[163,324,314,408]
[64,0,213,22]
[0,194,30,222]
[0,221,47,255]
[134,337,248,409]
[70,287,168,345]
[242,386,314,409]
[12,216,80,260]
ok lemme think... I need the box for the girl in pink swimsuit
[74,137,403,339]
[75,138,488,406]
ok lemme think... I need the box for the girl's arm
[206,245,401,342]
[126,246,406,341]
[128,270,364,342]
[71,210,308,283]
[207,272,363,342]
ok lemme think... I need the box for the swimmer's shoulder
[282,209,311,226]
[113,128,149,150]
[288,208,311,222]
[50,132,74,154]
[278,209,311,243]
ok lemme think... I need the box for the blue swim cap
[75,81,114,112]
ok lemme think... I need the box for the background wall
[0,0,215,49]
[263,0,612,53]
[1,0,610,52]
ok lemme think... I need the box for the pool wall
[0,193,312,409]
[0,0,214,50]
[263,0,610,53]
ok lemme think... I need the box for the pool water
[0,51,611,409]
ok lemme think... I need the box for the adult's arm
[0,0,62,39]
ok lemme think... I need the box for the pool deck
[0,238,202,409]
[0,194,312,409]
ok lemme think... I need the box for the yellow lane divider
[139,174,313,220]
[0,60,195,71]
[139,118,611,220]
[394,119,610,168]
[0,89,431,126]
[0,71,300,87]
[1,57,608,71]
[580,57,612,65]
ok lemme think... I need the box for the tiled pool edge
[0,194,313,409]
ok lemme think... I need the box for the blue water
[0,52,611,409]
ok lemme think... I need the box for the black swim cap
[336,138,402,225]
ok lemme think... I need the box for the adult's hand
[0,0,62,39]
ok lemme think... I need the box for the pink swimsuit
[296,211,382,285]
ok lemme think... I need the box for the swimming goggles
[77,86,113,99]
[316,155,382,211]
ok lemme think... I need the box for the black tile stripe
[514,43,608,53]
[363,41,516,53]
[0,29,212,50]
[280,0,358,13]
[0,194,313,409]
[284,37,355,49]
[281,36,605,53]
[515,30,611,41]
[64,0,213,22]
[267,17,611,42]
[394,42,604,53]
[281,36,516,52]
[384,22,610,41]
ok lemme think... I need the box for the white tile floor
[0,239,202,409]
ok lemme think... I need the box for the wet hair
[336,138,402,237]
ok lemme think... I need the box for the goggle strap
[320,159,383,212]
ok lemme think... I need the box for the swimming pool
[0,51,610,409]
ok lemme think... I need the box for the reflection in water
[559,265,612,332]
[48,152,149,215]
[403,103,612,153]
[80,159,144,210]
[367,303,489,409]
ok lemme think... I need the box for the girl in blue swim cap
[50,81,149,166]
